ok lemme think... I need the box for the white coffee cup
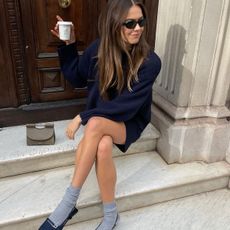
[58,21,73,40]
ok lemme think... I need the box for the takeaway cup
[58,21,73,40]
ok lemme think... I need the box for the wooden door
[0,0,158,126]
[19,0,107,103]
[0,1,19,108]
[145,0,159,48]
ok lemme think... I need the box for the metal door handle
[58,0,71,8]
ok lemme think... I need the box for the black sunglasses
[122,18,146,29]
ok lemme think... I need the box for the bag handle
[26,123,54,129]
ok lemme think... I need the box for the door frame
[19,0,40,102]
[0,0,30,107]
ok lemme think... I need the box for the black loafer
[39,207,78,230]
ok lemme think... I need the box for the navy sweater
[58,40,161,152]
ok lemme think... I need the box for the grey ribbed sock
[96,202,119,230]
[49,185,81,227]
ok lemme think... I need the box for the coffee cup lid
[57,21,73,26]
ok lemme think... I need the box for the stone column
[151,0,230,163]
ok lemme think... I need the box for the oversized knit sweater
[58,39,161,152]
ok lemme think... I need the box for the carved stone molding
[154,0,230,109]
[4,0,29,105]
[152,103,230,164]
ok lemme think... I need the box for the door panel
[20,0,106,103]
[34,0,99,55]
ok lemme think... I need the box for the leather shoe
[39,207,78,230]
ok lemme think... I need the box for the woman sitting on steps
[39,0,161,229]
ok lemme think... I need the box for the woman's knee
[85,117,104,134]
[97,136,113,161]
[85,116,126,145]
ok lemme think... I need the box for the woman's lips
[131,33,141,38]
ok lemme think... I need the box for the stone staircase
[0,120,230,230]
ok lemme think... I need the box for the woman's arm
[57,40,99,88]
[58,43,88,88]
[51,15,94,88]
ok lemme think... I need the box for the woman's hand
[66,115,82,140]
[51,15,76,45]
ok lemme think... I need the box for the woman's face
[121,5,145,45]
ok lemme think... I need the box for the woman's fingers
[66,124,77,139]
[56,15,63,21]
[51,15,76,44]
[50,15,63,39]
[50,29,59,38]
[66,128,74,140]
[54,15,63,32]
[66,119,81,140]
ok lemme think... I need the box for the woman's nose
[133,23,141,31]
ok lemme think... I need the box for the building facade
[1,0,229,165]
[152,0,230,164]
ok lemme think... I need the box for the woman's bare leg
[72,140,83,180]
[71,117,126,188]
[95,135,120,230]
[42,117,125,229]
[95,135,116,203]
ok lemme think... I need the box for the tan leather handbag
[26,123,55,145]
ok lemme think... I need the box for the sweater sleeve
[58,40,99,88]
[80,52,161,125]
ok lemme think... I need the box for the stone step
[0,151,229,230]
[65,189,230,230]
[0,120,160,178]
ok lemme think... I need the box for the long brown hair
[97,0,150,99]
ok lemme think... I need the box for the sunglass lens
[125,20,136,29]
[138,18,146,27]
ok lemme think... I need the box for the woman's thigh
[85,117,126,145]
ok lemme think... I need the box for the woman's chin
[127,39,140,45]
